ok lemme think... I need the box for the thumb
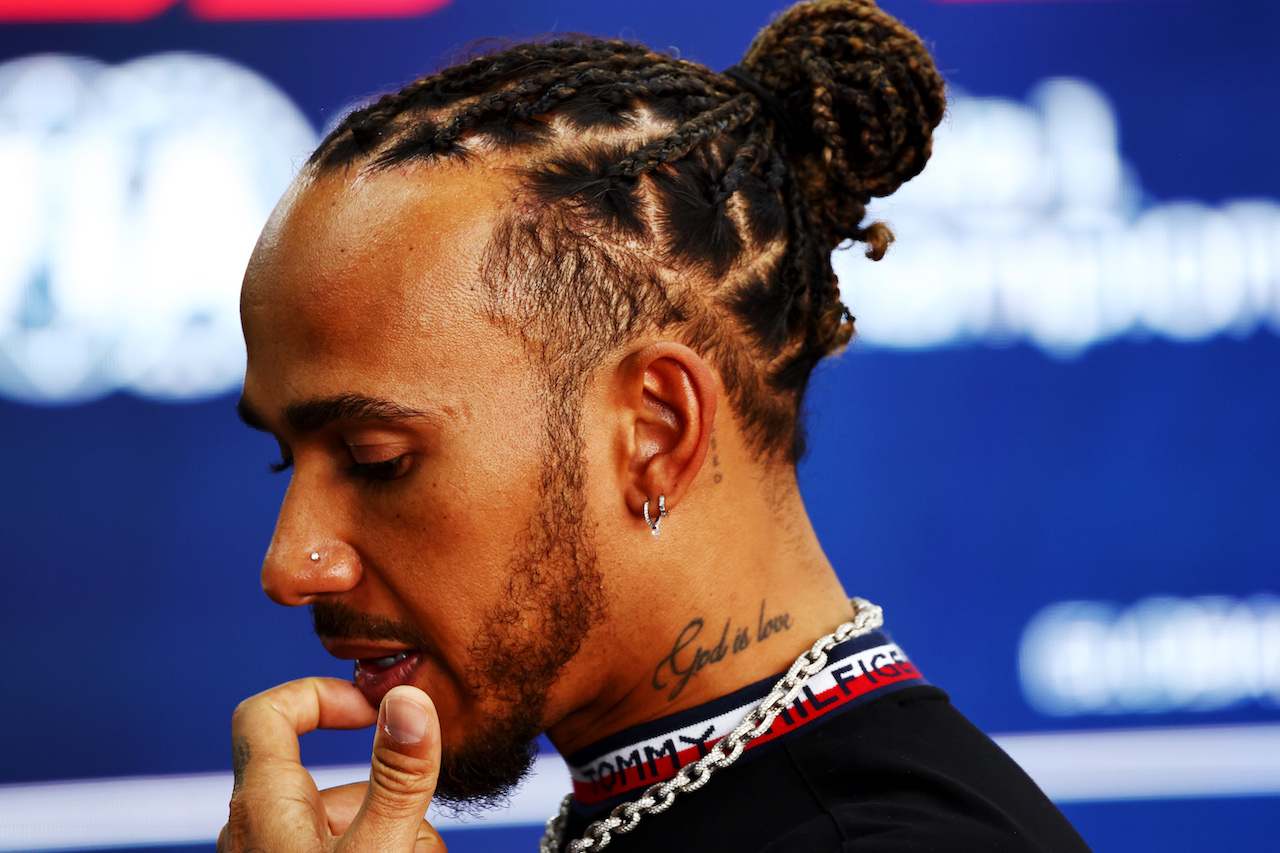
[340,685,445,852]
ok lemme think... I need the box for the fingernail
[383,694,429,745]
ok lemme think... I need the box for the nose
[260,474,361,606]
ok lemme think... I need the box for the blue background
[1,1,1277,851]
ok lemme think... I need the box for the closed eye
[348,456,410,482]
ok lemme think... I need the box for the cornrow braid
[610,94,754,179]
[308,0,945,463]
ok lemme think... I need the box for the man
[223,1,1092,850]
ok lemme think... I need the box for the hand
[218,677,446,852]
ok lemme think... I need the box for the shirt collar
[565,628,927,808]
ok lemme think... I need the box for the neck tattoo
[651,599,793,702]
[541,598,884,853]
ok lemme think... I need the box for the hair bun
[740,0,946,246]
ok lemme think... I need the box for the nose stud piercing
[643,495,669,539]
[310,552,320,562]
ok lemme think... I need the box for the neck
[546,454,854,756]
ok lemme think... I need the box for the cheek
[368,444,545,616]
[356,360,548,608]
[432,396,549,551]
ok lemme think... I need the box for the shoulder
[771,685,1093,852]
[560,686,1092,853]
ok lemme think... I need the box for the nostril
[261,540,361,607]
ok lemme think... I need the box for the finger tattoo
[232,736,250,791]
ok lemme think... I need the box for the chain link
[540,598,883,853]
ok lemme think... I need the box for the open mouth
[320,635,428,709]
[353,650,423,708]
[364,651,411,668]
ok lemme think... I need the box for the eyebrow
[236,393,434,434]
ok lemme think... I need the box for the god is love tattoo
[652,599,792,701]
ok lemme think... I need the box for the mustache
[311,601,434,651]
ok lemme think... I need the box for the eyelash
[347,456,410,482]
[265,453,410,482]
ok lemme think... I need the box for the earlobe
[620,342,718,523]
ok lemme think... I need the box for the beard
[312,400,606,810]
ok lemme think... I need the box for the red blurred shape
[0,0,178,21]
[0,0,454,21]
[189,0,453,19]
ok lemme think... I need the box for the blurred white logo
[1020,594,1280,716]
[0,53,316,403]
[4,70,1276,404]
[844,78,1280,355]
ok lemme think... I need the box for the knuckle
[231,678,322,737]
[230,698,254,725]
[368,753,437,811]
[373,761,434,797]
[232,678,312,719]
[230,694,269,731]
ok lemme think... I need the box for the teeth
[370,652,409,668]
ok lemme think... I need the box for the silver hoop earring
[642,494,669,539]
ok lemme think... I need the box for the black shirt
[558,629,1091,852]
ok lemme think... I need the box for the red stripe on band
[572,658,922,804]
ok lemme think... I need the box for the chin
[432,710,544,810]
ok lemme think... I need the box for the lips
[321,638,426,708]
[352,651,424,708]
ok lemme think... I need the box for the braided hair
[309,0,946,463]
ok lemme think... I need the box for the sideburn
[435,383,607,808]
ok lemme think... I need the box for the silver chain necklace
[540,598,883,853]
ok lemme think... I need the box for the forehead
[240,162,534,415]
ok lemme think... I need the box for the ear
[617,342,718,521]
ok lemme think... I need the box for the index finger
[231,676,377,772]
[225,677,379,851]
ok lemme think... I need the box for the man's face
[239,163,605,803]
